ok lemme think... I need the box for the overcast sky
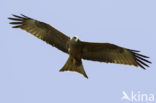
[0,0,156,103]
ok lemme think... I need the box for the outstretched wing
[81,41,151,69]
[8,14,70,53]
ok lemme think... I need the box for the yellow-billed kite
[8,14,151,78]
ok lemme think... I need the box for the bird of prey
[8,14,151,78]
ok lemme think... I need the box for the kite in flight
[8,14,151,78]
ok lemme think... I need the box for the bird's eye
[73,36,77,39]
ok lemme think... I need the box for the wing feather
[81,41,151,69]
[8,14,70,53]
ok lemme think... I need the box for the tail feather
[59,56,88,78]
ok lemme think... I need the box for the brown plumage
[8,14,151,78]
[9,14,70,53]
[81,42,151,69]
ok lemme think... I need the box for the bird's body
[68,37,82,60]
[60,37,88,78]
[8,14,151,78]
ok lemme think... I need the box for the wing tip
[9,14,31,21]
[8,14,31,28]
[130,49,151,70]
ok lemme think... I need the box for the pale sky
[0,0,155,103]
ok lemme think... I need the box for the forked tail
[59,56,88,78]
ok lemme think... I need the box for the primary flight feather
[8,14,151,78]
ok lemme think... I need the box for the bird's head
[70,36,79,42]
